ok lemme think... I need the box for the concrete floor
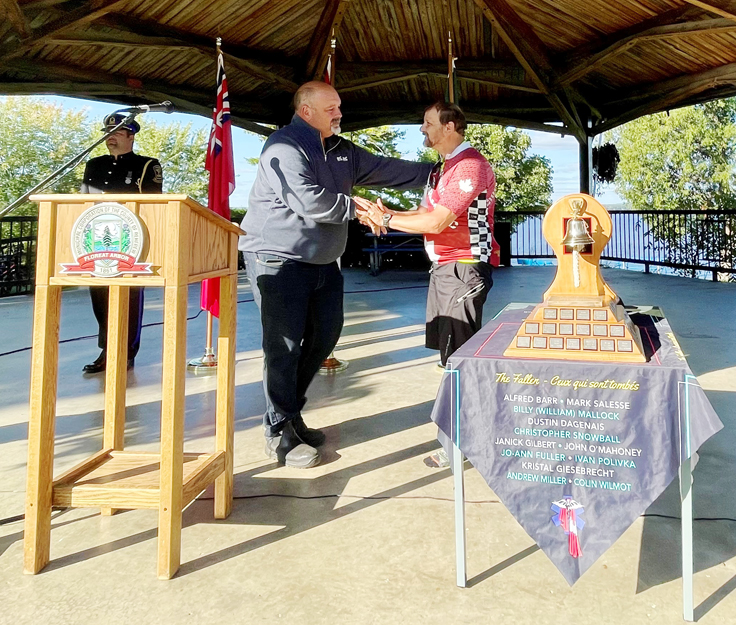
[0,266,735,624]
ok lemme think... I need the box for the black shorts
[426,261,492,364]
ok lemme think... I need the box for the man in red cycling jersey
[355,101,500,467]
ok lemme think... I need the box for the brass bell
[561,199,594,250]
[562,218,595,250]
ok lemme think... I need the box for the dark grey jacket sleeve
[261,137,354,224]
[353,145,433,190]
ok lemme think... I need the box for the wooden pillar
[579,133,593,194]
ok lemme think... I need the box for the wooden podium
[23,194,243,579]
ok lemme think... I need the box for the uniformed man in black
[81,113,164,374]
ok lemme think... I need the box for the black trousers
[244,252,344,437]
[425,262,492,366]
[89,286,144,359]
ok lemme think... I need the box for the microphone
[117,101,175,114]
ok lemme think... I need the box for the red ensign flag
[200,49,236,317]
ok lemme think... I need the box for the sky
[32,95,623,208]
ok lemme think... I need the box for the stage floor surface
[1,266,735,624]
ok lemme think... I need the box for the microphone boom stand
[0,112,141,220]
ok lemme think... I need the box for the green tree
[608,99,736,212]
[347,126,425,210]
[246,122,553,213]
[83,226,93,253]
[607,99,736,278]
[416,124,553,212]
[0,97,96,215]
[132,120,209,203]
[460,125,552,212]
[0,97,211,215]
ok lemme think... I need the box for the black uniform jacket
[81,151,163,194]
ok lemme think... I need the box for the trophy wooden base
[503,301,647,363]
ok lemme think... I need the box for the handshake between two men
[354,196,397,236]
[239,77,498,470]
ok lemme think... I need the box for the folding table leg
[680,456,694,621]
[453,442,466,587]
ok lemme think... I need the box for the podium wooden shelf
[52,450,226,510]
[23,194,243,579]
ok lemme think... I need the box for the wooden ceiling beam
[472,0,588,142]
[44,33,299,92]
[94,15,295,69]
[0,0,129,61]
[556,12,736,86]
[20,0,69,9]
[1,57,287,125]
[2,80,276,136]
[339,72,425,93]
[683,0,736,21]
[337,69,540,94]
[304,0,350,82]
[341,108,571,135]
[594,63,736,132]
[559,6,696,64]
[453,71,540,93]
[94,14,299,92]
[341,59,526,75]
[466,113,571,135]
[44,37,191,50]
[0,0,32,39]
[473,0,553,85]
[607,61,736,104]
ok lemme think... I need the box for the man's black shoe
[293,415,326,447]
[83,353,134,374]
[82,352,106,374]
[264,421,320,468]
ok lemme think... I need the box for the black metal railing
[0,216,37,297]
[495,209,736,282]
[2,210,734,296]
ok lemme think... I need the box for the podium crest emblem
[60,202,152,277]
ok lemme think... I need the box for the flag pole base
[187,348,218,375]
[318,354,348,374]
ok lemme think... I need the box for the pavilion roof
[1,0,735,140]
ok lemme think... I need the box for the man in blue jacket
[241,81,432,468]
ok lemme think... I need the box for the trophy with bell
[504,194,646,362]
[563,198,594,290]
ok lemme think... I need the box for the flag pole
[329,29,336,85]
[319,28,349,375]
[448,31,455,104]
[188,37,225,374]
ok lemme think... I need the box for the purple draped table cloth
[430,303,723,585]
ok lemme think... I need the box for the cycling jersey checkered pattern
[467,192,492,263]
[423,145,499,266]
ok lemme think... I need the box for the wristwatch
[381,213,392,228]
